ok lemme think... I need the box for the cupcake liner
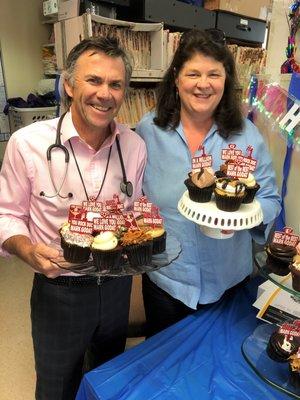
[214,191,245,212]
[61,237,91,263]
[266,253,290,276]
[124,240,153,268]
[91,247,122,273]
[184,179,214,203]
[153,232,167,255]
[242,184,260,204]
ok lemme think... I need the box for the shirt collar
[60,111,120,149]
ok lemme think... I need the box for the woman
[136,29,281,337]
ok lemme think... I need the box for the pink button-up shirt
[0,112,147,256]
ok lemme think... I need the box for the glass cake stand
[178,190,263,239]
[241,323,300,399]
[254,251,300,299]
[51,234,181,277]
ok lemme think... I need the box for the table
[76,277,291,400]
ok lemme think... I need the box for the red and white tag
[235,146,257,172]
[143,204,163,227]
[192,146,212,172]
[93,214,117,232]
[279,323,300,337]
[69,219,94,235]
[134,196,152,213]
[272,227,300,247]
[82,200,104,213]
[226,163,250,179]
[105,194,124,212]
[122,211,139,230]
[221,143,243,161]
[68,204,87,222]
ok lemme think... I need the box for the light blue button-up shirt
[136,112,281,309]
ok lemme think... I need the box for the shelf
[254,251,300,298]
[242,323,300,399]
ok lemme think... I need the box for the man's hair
[60,36,132,109]
[154,29,244,138]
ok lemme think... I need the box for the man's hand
[3,235,62,278]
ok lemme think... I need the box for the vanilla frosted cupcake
[144,226,167,255]
[91,231,122,272]
[59,222,93,263]
[184,167,215,202]
[214,177,245,211]
[238,173,260,203]
[121,230,153,268]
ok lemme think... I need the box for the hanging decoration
[281,0,300,73]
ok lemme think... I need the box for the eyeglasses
[205,28,226,46]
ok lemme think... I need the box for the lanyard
[68,139,112,201]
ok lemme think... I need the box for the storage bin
[9,106,57,133]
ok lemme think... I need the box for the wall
[0,0,50,98]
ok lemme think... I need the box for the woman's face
[175,52,226,121]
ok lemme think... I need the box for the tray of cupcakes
[178,144,263,239]
[242,322,300,398]
[52,195,181,276]
[254,227,300,296]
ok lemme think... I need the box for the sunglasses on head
[205,28,226,46]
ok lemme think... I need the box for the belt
[35,273,115,287]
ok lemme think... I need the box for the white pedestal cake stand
[178,191,263,239]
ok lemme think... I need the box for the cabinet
[241,251,300,398]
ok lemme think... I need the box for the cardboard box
[204,0,270,21]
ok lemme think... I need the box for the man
[0,37,146,399]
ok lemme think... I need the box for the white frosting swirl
[215,178,245,195]
[92,232,118,251]
[238,173,256,188]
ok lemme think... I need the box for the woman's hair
[154,29,244,138]
[60,36,132,109]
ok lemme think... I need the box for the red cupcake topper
[192,145,212,172]
[221,143,243,161]
[235,145,258,172]
[105,194,124,212]
[279,323,300,337]
[143,204,163,228]
[69,219,94,235]
[93,211,117,233]
[68,204,87,222]
[272,227,300,247]
[133,196,152,213]
[82,200,104,213]
[226,163,250,179]
[122,211,139,230]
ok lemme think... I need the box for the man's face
[64,50,126,137]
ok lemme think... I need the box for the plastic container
[8,106,57,133]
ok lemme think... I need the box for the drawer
[216,12,266,43]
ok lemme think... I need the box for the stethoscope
[40,112,133,199]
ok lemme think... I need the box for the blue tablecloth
[76,277,291,400]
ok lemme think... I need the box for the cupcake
[59,222,93,263]
[266,330,298,362]
[289,255,300,292]
[91,231,123,273]
[136,216,166,255]
[121,230,153,268]
[214,177,245,211]
[184,167,215,202]
[266,243,297,276]
[238,173,260,204]
[289,352,300,389]
[215,160,235,178]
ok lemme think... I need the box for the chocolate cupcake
[121,230,153,268]
[238,173,260,204]
[184,168,215,202]
[266,243,297,276]
[266,331,298,362]
[91,231,123,273]
[214,177,245,211]
[289,255,300,292]
[59,223,93,263]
